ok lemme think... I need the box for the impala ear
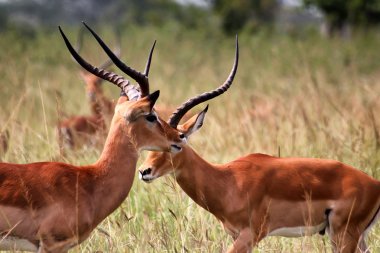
[145,90,160,111]
[123,90,161,121]
[178,105,208,138]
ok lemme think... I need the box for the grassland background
[1,25,380,252]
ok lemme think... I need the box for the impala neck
[92,117,138,223]
[100,95,115,116]
[174,146,227,218]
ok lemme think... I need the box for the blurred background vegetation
[0,0,379,37]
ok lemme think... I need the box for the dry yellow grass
[0,26,380,252]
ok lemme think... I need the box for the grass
[0,25,380,252]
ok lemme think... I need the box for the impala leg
[57,128,65,157]
[62,128,74,150]
[58,127,74,156]
[328,224,363,253]
[325,206,365,253]
[226,228,254,253]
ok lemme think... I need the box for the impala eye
[146,114,157,122]
[179,133,185,139]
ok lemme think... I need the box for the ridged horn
[59,26,139,101]
[169,35,239,128]
[83,22,153,97]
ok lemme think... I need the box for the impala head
[139,36,239,182]
[139,106,209,182]
[111,90,186,152]
[59,23,184,152]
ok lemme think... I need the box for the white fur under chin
[0,237,38,251]
[139,174,156,183]
[170,145,182,153]
[140,146,166,152]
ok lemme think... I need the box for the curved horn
[168,35,239,128]
[59,26,140,101]
[143,40,156,76]
[83,22,152,97]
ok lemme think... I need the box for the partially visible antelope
[139,37,380,253]
[57,28,121,154]
[0,24,185,253]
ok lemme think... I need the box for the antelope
[0,24,185,253]
[139,37,380,253]
[57,29,120,153]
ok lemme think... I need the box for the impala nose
[142,168,152,176]
[139,168,153,182]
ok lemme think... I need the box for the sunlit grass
[0,26,380,252]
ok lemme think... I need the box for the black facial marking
[146,114,157,122]
[171,144,182,151]
[142,168,152,176]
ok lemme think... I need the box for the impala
[57,29,121,153]
[0,24,184,253]
[139,37,380,253]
